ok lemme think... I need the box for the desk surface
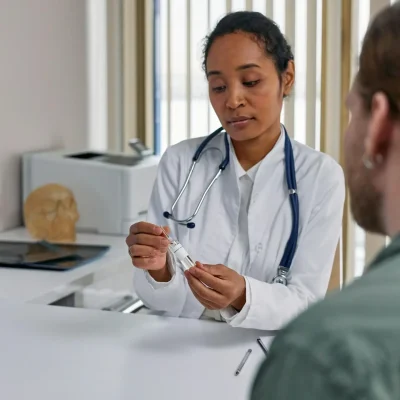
[0,302,273,400]
[0,228,131,304]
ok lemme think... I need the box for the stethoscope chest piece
[272,266,290,286]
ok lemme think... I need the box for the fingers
[132,256,160,269]
[161,225,171,236]
[128,244,165,258]
[127,233,169,250]
[126,222,172,271]
[189,286,220,310]
[185,271,227,306]
[130,222,162,236]
[188,266,228,293]
[196,263,228,278]
[127,238,168,270]
[126,222,171,249]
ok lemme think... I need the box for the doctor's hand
[126,222,171,277]
[184,263,246,311]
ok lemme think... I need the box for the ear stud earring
[362,153,383,170]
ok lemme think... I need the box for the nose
[225,85,245,110]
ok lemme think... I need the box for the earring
[362,154,383,170]
[362,154,375,169]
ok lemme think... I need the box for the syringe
[160,227,196,271]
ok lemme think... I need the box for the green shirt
[251,235,400,400]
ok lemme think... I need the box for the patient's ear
[364,92,394,162]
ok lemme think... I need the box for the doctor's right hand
[126,222,171,271]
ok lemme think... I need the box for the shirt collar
[229,124,285,183]
[232,153,261,182]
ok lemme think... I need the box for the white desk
[0,228,132,305]
[0,302,273,400]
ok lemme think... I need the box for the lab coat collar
[231,151,261,182]
[228,125,285,183]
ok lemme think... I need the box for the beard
[347,165,385,235]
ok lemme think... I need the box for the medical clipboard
[0,240,110,271]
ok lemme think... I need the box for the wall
[0,0,88,230]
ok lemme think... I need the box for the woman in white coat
[126,11,345,330]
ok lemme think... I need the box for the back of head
[345,3,400,236]
[357,2,400,117]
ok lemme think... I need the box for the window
[154,0,322,155]
[353,0,370,277]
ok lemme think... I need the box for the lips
[228,116,253,123]
[227,116,254,129]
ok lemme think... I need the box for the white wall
[0,0,88,230]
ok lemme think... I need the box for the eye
[243,80,260,87]
[211,85,226,93]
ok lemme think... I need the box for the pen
[257,338,269,356]
[235,349,252,376]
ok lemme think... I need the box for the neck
[384,125,400,238]
[386,208,400,239]
[231,120,282,171]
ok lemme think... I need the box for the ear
[283,60,295,97]
[364,92,393,161]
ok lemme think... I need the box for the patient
[251,3,400,399]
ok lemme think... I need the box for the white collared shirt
[228,153,261,275]
[202,149,261,321]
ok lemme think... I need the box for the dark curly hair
[202,11,294,84]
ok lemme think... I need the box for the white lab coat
[132,127,345,330]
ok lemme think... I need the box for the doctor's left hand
[184,263,246,311]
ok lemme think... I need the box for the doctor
[126,11,345,330]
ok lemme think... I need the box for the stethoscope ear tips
[163,211,195,228]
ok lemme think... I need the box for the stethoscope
[163,125,299,286]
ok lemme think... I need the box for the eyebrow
[206,63,261,77]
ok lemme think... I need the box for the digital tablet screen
[0,240,110,271]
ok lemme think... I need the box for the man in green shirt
[251,3,400,399]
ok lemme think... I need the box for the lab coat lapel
[197,132,240,265]
[222,134,241,224]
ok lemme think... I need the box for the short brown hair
[357,2,400,118]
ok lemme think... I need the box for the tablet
[0,240,110,271]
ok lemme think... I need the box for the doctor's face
[206,32,292,142]
[344,83,384,233]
